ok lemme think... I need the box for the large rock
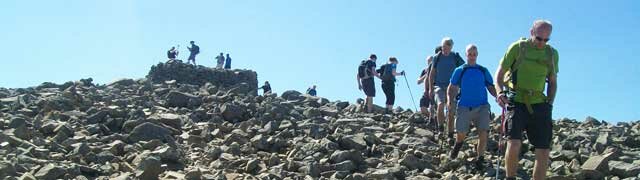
[338,134,368,151]
[221,103,247,122]
[281,90,302,101]
[609,161,640,178]
[148,113,183,130]
[136,155,163,180]
[128,122,174,143]
[581,152,615,179]
[0,162,16,177]
[165,91,202,108]
[34,164,66,180]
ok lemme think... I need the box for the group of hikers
[357,20,558,180]
[167,41,233,69]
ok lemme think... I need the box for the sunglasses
[535,36,550,42]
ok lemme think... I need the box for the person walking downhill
[418,46,442,124]
[426,37,465,145]
[446,44,497,170]
[378,57,405,114]
[494,20,559,180]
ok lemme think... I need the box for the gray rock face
[147,61,258,95]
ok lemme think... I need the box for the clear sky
[1,0,639,122]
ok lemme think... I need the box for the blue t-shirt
[433,52,464,87]
[384,63,397,82]
[450,64,494,107]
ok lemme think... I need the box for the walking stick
[402,74,418,112]
[496,106,507,180]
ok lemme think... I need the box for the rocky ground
[0,61,639,180]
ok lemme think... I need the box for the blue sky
[1,0,639,122]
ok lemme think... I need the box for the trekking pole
[496,106,507,180]
[402,74,418,112]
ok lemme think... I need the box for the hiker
[446,44,497,169]
[167,46,178,61]
[224,53,232,69]
[426,37,465,145]
[418,46,442,122]
[356,54,380,113]
[187,41,200,65]
[377,57,405,114]
[216,53,225,69]
[306,85,317,96]
[258,81,272,95]
[494,20,559,180]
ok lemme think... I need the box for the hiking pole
[496,106,507,180]
[402,74,418,112]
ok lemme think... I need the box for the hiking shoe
[447,133,455,146]
[449,142,463,159]
[474,156,486,170]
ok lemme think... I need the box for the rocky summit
[0,61,639,180]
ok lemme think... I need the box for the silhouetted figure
[306,85,317,96]
[224,53,232,69]
[187,41,200,65]
[167,46,178,61]
[258,81,272,95]
[216,53,225,69]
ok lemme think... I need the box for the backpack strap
[545,45,556,77]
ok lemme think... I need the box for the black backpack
[377,64,395,82]
[432,52,465,71]
[357,60,371,79]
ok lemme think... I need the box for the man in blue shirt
[426,37,465,144]
[446,44,498,168]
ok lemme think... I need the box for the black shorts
[505,102,553,149]
[188,54,196,61]
[419,95,435,108]
[361,78,375,97]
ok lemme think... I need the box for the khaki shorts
[455,104,491,134]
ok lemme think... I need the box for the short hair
[533,19,553,32]
[435,46,442,54]
[190,41,195,43]
[466,44,478,52]
[441,37,454,46]
[389,57,398,63]
[370,54,377,59]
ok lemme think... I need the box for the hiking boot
[449,142,462,159]
[474,156,486,170]
[448,133,455,146]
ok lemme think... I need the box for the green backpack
[503,38,556,113]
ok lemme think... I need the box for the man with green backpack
[494,20,559,180]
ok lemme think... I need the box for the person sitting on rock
[446,44,497,169]
[306,85,317,96]
[167,46,178,61]
[258,81,272,95]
